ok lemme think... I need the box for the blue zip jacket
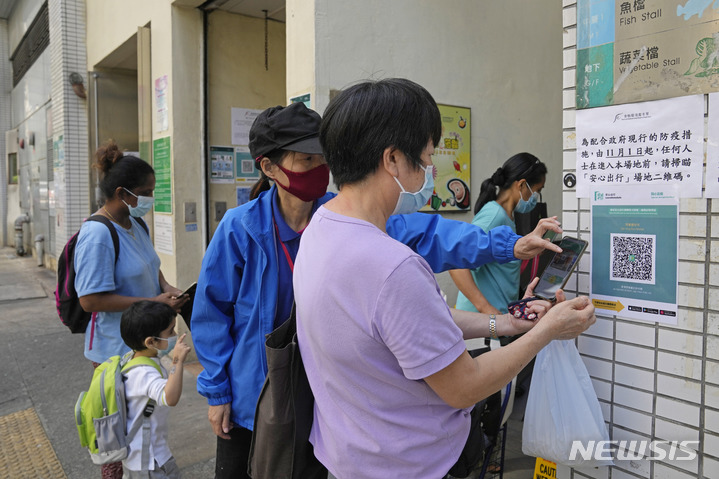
[192,186,520,430]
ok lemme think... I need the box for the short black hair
[320,78,441,188]
[121,301,176,351]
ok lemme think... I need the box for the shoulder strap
[123,355,157,474]
[85,216,120,263]
[125,403,154,471]
[122,356,163,376]
[134,217,150,236]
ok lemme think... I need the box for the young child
[120,300,192,478]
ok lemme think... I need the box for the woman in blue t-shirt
[74,141,188,365]
[450,152,548,316]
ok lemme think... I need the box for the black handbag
[247,305,327,479]
[515,200,549,296]
[446,347,499,478]
[514,201,548,236]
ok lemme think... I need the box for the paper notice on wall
[210,146,235,184]
[575,95,704,197]
[707,92,719,198]
[53,168,65,209]
[231,108,262,146]
[237,186,252,207]
[153,213,174,256]
[155,75,169,133]
[48,180,56,217]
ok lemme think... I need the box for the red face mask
[275,163,330,202]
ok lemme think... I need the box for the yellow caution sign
[534,457,557,479]
[592,298,624,312]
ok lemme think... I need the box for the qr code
[241,159,254,174]
[610,233,655,285]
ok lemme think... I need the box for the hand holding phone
[508,236,588,319]
[532,236,587,301]
[176,282,197,299]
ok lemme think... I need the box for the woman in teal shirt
[450,153,548,315]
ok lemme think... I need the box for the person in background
[293,78,595,478]
[191,102,561,479]
[450,152,548,473]
[450,152,548,317]
[74,141,187,479]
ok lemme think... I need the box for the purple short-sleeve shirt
[294,207,470,479]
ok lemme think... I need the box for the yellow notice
[534,457,557,479]
[592,299,624,312]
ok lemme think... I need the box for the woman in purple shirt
[293,78,596,478]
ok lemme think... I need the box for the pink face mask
[275,163,330,202]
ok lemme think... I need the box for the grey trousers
[122,457,180,479]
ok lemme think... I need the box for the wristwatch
[489,314,498,340]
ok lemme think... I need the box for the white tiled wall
[563,2,716,476]
[49,0,89,253]
[0,19,9,245]
[615,342,654,369]
[703,456,719,479]
[656,374,702,404]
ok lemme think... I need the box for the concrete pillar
[49,0,89,253]
[0,19,10,246]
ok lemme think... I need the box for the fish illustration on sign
[677,0,719,20]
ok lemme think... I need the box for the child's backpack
[75,352,161,465]
[55,215,148,333]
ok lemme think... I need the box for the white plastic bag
[522,339,613,467]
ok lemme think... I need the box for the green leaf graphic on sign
[685,35,719,77]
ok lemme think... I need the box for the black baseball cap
[249,102,323,164]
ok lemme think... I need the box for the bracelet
[489,314,498,340]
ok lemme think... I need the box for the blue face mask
[123,188,155,217]
[151,335,177,357]
[392,164,435,216]
[515,182,539,214]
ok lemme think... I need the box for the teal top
[455,201,520,314]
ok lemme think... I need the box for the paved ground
[0,247,215,478]
[0,246,539,478]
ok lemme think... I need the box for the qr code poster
[590,185,678,324]
[235,146,260,184]
[609,234,655,285]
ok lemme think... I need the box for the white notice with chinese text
[576,95,704,198]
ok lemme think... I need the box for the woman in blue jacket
[191,102,560,479]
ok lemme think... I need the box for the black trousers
[215,426,253,479]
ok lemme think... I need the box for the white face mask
[123,188,155,217]
[391,164,435,216]
[514,182,540,214]
[151,335,177,357]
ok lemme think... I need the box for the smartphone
[177,282,197,328]
[542,229,558,242]
[532,236,588,301]
[179,282,197,298]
